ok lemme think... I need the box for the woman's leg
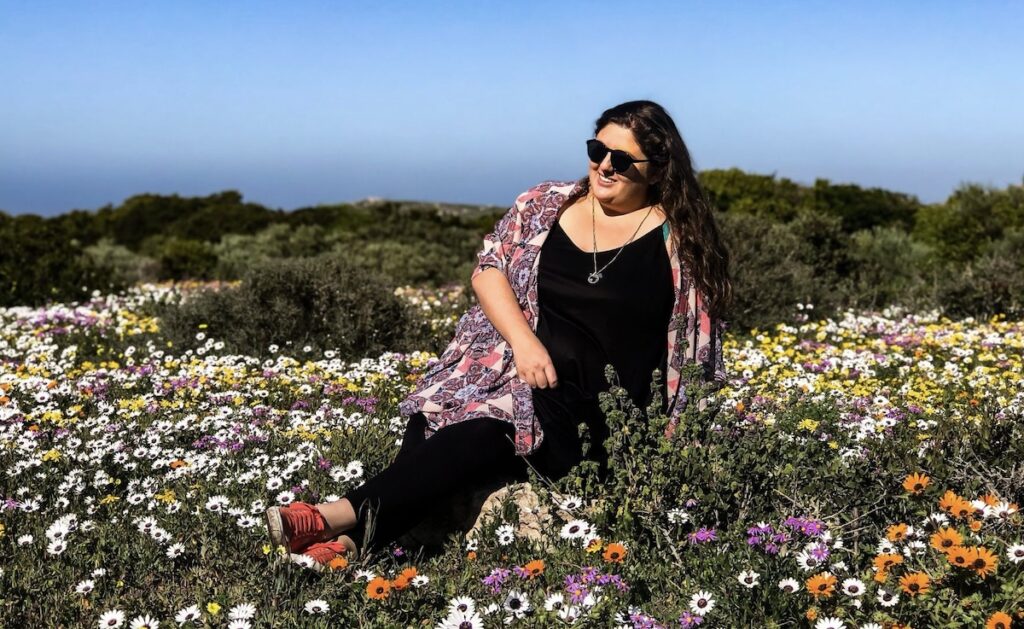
[313,412,432,537]
[319,416,529,555]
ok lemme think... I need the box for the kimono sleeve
[706,317,728,389]
[470,195,524,283]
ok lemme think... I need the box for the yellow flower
[797,418,819,432]
[99,494,120,505]
[154,489,176,504]
[41,449,61,462]
[206,602,221,615]
[262,544,272,555]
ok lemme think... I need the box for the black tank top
[528,217,674,479]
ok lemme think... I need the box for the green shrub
[844,225,939,312]
[717,212,818,330]
[154,254,418,360]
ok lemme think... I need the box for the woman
[264,100,732,567]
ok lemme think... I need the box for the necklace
[587,193,655,284]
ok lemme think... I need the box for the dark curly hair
[566,100,733,320]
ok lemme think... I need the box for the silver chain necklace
[587,192,655,284]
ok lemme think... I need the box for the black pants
[341,412,538,555]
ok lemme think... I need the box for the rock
[396,480,556,551]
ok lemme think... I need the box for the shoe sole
[265,507,288,550]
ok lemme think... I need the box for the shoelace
[285,503,324,540]
[304,541,346,564]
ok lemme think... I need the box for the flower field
[2,283,1024,628]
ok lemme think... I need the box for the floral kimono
[397,178,727,456]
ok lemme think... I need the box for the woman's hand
[510,335,559,389]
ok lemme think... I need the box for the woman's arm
[472,268,558,389]
[469,193,558,389]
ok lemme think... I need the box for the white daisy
[166,543,185,559]
[98,609,126,628]
[412,575,430,587]
[814,618,846,629]
[129,614,159,629]
[560,519,590,540]
[228,603,256,620]
[495,524,515,546]
[795,549,823,571]
[226,621,250,629]
[558,494,583,512]
[1006,543,1024,564]
[173,605,201,625]
[439,609,484,628]
[290,554,316,569]
[75,579,95,595]
[689,590,716,614]
[543,593,565,611]
[353,568,376,581]
[777,578,800,593]
[275,491,295,505]
[303,599,329,614]
[841,578,865,596]
[205,496,230,512]
[558,604,583,624]
[447,595,477,615]
[502,590,531,619]
[265,477,283,491]
[877,588,899,607]
[737,569,760,588]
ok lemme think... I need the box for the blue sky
[1,0,1022,215]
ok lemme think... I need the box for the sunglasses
[586,138,663,173]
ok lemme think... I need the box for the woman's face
[588,122,658,212]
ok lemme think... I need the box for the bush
[154,254,419,360]
[717,213,818,330]
[82,237,161,287]
[844,225,939,312]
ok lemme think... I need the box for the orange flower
[391,567,417,591]
[366,576,390,599]
[987,611,1013,629]
[603,542,627,563]
[972,546,998,578]
[939,489,964,513]
[903,472,930,494]
[899,572,931,596]
[805,573,836,599]
[969,518,983,532]
[873,569,889,584]
[523,559,545,578]
[805,607,818,621]
[887,523,909,542]
[947,545,978,569]
[981,494,1002,507]
[930,527,963,553]
[950,498,975,520]
[874,553,904,572]
[328,556,349,571]
[466,550,477,561]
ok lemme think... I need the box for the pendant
[587,272,602,284]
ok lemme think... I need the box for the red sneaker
[292,539,354,573]
[265,502,327,553]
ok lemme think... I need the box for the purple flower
[679,611,704,627]
[483,567,511,594]
[687,527,717,544]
